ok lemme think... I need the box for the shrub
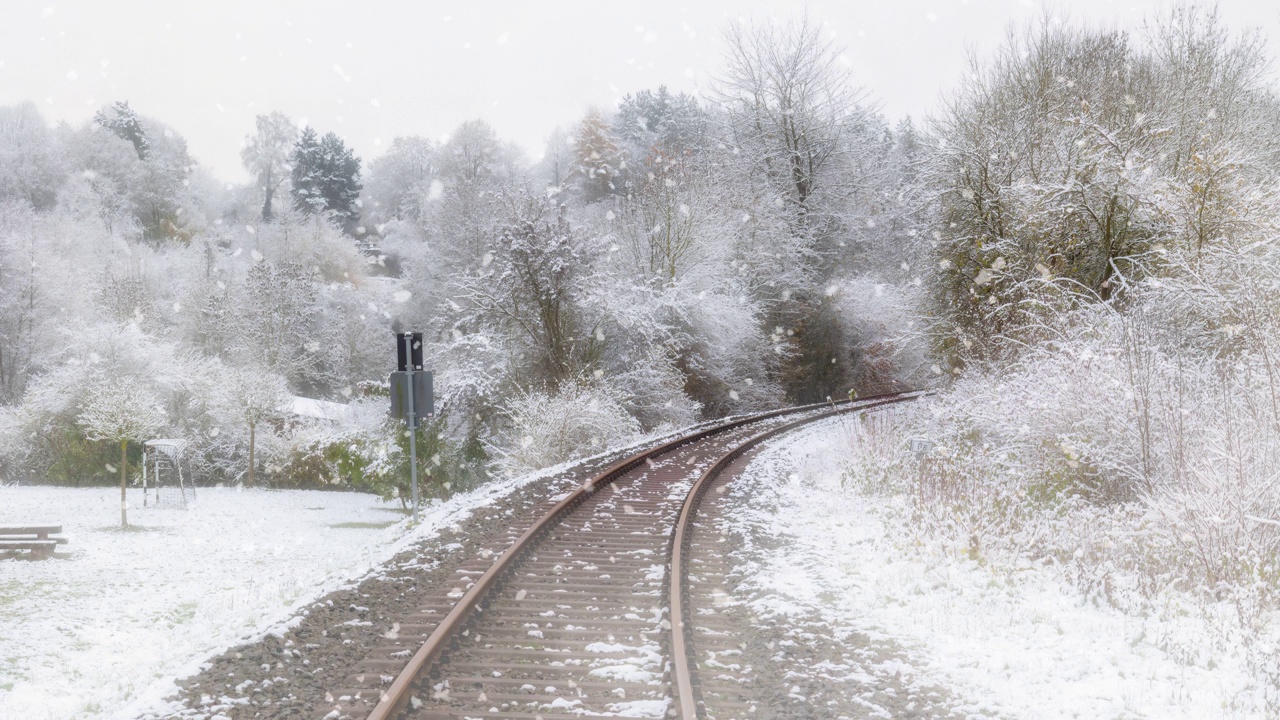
[492,382,642,477]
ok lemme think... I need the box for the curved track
[668,395,915,719]
[339,391,924,720]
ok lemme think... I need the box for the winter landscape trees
[5,7,1280,700]
[0,14,1007,499]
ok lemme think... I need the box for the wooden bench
[0,525,68,559]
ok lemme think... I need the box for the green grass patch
[165,601,198,627]
[328,520,399,530]
[94,524,171,534]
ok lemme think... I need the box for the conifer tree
[290,128,362,231]
[573,109,623,202]
[94,101,150,161]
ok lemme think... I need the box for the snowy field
[726,416,1266,719]
[0,486,412,720]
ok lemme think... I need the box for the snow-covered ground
[0,428,695,720]
[0,486,411,720]
[7,416,1267,719]
[726,415,1266,719]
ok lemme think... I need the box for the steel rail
[364,392,912,719]
[667,391,927,719]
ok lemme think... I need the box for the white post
[142,446,148,507]
[407,370,419,523]
[177,451,188,506]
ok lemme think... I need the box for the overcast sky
[2,1,1277,183]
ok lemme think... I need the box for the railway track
[328,391,924,720]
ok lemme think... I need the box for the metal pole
[407,367,419,523]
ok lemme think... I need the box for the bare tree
[441,120,501,184]
[221,365,287,487]
[460,191,596,390]
[713,15,872,245]
[241,112,297,221]
[364,135,438,223]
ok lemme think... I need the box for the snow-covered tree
[929,8,1280,367]
[78,377,166,527]
[573,108,623,202]
[440,119,501,184]
[364,135,438,224]
[614,86,707,187]
[238,259,323,391]
[714,16,873,252]
[460,191,595,390]
[219,365,287,487]
[240,112,297,221]
[94,101,149,161]
[0,203,49,402]
[0,103,66,211]
[535,126,575,189]
[290,127,362,232]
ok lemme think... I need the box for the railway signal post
[390,332,434,522]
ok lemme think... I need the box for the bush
[277,405,488,505]
[492,382,642,477]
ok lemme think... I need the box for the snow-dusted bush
[251,206,370,285]
[677,289,779,414]
[850,310,1132,558]
[929,7,1280,369]
[608,356,701,433]
[278,398,397,489]
[829,276,931,393]
[848,289,1280,704]
[279,399,487,503]
[492,382,642,477]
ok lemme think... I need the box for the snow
[725,416,1266,719]
[0,423,717,720]
[604,698,669,717]
[283,395,353,422]
[0,486,408,720]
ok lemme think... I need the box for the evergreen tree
[573,109,623,203]
[615,86,706,158]
[290,128,362,231]
[290,127,323,212]
[93,101,149,161]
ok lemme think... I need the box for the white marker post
[406,368,418,522]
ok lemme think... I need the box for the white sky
[2,1,1277,183]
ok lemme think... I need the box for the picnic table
[0,525,68,559]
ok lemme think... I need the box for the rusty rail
[667,391,927,719]
[364,391,919,719]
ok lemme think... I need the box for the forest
[0,14,937,497]
[4,9,1280,680]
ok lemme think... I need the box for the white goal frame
[142,439,193,509]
